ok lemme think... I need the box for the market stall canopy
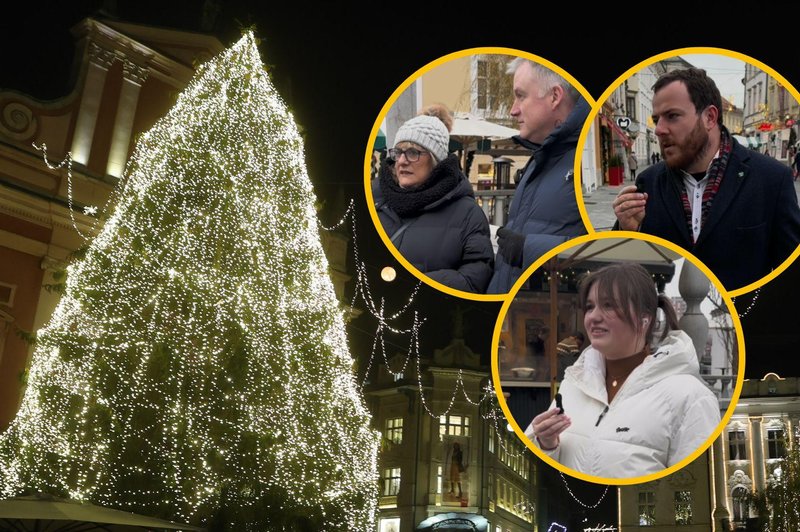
[450,114,519,141]
[374,128,386,151]
[0,494,204,531]
[556,237,681,271]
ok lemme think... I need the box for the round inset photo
[493,232,744,484]
[577,48,800,296]
[365,48,593,300]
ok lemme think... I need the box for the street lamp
[380,266,396,282]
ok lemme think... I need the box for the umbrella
[449,114,519,172]
[450,114,519,141]
[0,494,205,531]
[732,134,760,150]
[541,237,679,394]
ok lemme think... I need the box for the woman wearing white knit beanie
[372,105,494,293]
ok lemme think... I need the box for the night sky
[3,2,800,525]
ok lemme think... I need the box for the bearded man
[613,67,800,290]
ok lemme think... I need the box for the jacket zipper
[595,405,609,427]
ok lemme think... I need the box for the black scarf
[379,155,464,217]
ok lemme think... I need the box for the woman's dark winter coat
[373,155,493,293]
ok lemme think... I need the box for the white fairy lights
[0,32,378,530]
[733,287,761,318]
[560,472,610,509]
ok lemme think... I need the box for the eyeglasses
[388,147,430,162]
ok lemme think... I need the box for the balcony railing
[702,372,735,400]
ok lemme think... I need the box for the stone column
[678,260,710,370]
[71,42,116,165]
[750,417,766,490]
[106,60,149,177]
[711,437,731,530]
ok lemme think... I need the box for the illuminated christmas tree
[0,32,378,530]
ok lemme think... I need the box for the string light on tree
[0,32,378,530]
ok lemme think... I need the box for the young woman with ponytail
[525,262,720,478]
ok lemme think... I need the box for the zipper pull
[595,405,609,427]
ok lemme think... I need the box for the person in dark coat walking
[613,68,800,290]
[487,58,588,293]
[373,105,493,293]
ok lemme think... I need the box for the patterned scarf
[679,126,732,244]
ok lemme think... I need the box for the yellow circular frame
[364,47,596,302]
[491,230,745,485]
[573,46,800,298]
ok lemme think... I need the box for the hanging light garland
[733,288,761,318]
[560,472,610,509]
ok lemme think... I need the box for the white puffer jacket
[524,331,721,479]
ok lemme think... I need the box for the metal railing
[474,189,515,226]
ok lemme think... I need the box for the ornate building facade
[0,17,223,429]
[366,330,538,532]
[619,374,799,531]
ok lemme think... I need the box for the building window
[439,414,470,437]
[476,59,504,112]
[767,428,786,459]
[521,455,529,480]
[626,97,637,120]
[729,430,747,460]
[0,282,15,306]
[386,417,403,444]
[732,486,748,524]
[477,60,489,110]
[638,491,655,526]
[437,465,442,494]
[674,491,692,525]
[382,467,401,496]
[379,517,400,532]
[488,425,495,453]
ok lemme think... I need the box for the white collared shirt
[679,150,720,242]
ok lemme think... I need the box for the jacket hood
[566,330,703,404]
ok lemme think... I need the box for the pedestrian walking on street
[628,151,638,180]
